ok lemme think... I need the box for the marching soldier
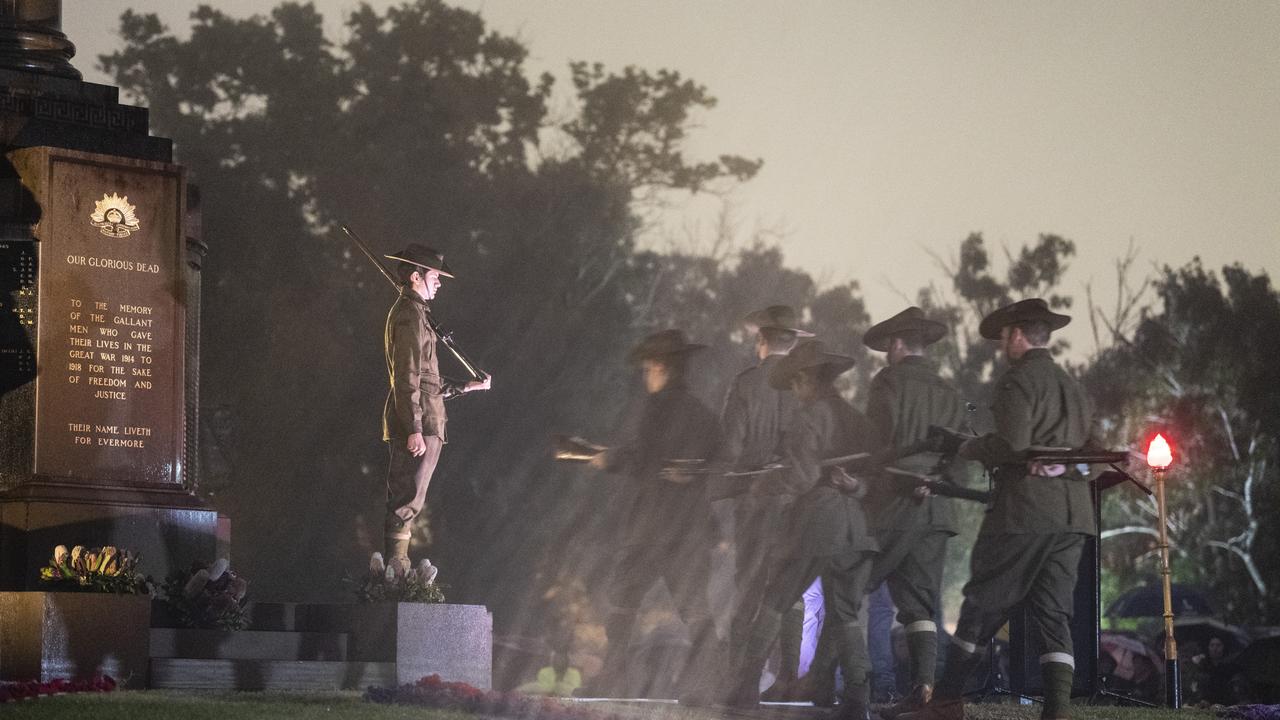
[719,306,810,682]
[903,299,1094,720]
[580,330,722,702]
[860,307,969,717]
[381,244,490,569]
[728,340,878,720]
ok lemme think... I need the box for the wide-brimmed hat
[862,306,947,352]
[978,298,1071,340]
[627,329,707,363]
[768,340,856,390]
[385,243,455,278]
[742,305,815,337]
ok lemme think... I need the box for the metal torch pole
[1155,466,1181,708]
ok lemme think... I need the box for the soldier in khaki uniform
[580,330,723,703]
[860,307,969,717]
[728,340,878,720]
[718,306,810,682]
[382,244,490,567]
[903,299,1093,720]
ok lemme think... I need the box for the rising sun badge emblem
[89,193,141,238]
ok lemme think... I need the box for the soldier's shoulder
[869,364,899,393]
[871,364,896,382]
[996,361,1036,393]
[822,393,858,418]
[675,386,715,411]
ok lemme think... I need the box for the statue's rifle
[339,224,487,384]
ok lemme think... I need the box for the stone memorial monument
[0,4,491,691]
[0,0,213,591]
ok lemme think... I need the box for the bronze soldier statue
[860,307,969,717]
[381,244,490,569]
[727,340,878,720]
[903,299,1094,720]
[579,330,723,703]
[718,306,811,686]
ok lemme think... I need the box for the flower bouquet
[38,545,149,594]
[158,559,250,630]
[354,553,446,603]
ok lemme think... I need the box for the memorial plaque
[11,146,185,487]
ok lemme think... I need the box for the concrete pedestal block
[0,494,218,590]
[351,603,492,688]
[0,591,150,687]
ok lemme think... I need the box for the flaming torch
[1146,433,1180,708]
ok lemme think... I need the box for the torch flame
[1146,433,1173,470]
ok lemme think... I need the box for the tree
[1087,261,1280,623]
[101,1,759,615]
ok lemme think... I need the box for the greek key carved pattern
[0,88,145,133]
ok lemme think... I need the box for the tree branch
[1100,526,1160,540]
[1206,540,1268,595]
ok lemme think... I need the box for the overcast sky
[66,1,1279,356]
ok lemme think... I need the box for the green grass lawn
[0,691,1221,720]
[0,690,472,720]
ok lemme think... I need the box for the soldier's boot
[724,607,783,708]
[677,617,725,706]
[761,603,805,701]
[830,621,872,720]
[1040,661,1074,720]
[576,611,636,698]
[384,534,411,568]
[882,623,938,718]
[728,595,760,670]
[807,612,840,707]
[899,639,983,720]
[881,684,932,720]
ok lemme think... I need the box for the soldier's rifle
[554,427,961,494]
[766,426,1133,503]
[339,224,488,387]
[552,434,708,483]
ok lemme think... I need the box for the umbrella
[1100,631,1163,683]
[1233,635,1280,688]
[1154,617,1250,656]
[1106,583,1214,618]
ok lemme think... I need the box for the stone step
[151,600,354,633]
[150,628,350,661]
[148,658,397,691]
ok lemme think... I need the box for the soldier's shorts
[953,531,1085,657]
[868,528,948,627]
[608,542,712,622]
[384,435,443,540]
[763,551,873,626]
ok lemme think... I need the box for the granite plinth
[0,489,217,589]
[148,658,396,691]
[0,590,150,687]
[150,628,349,661]
[351,602,493,688]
